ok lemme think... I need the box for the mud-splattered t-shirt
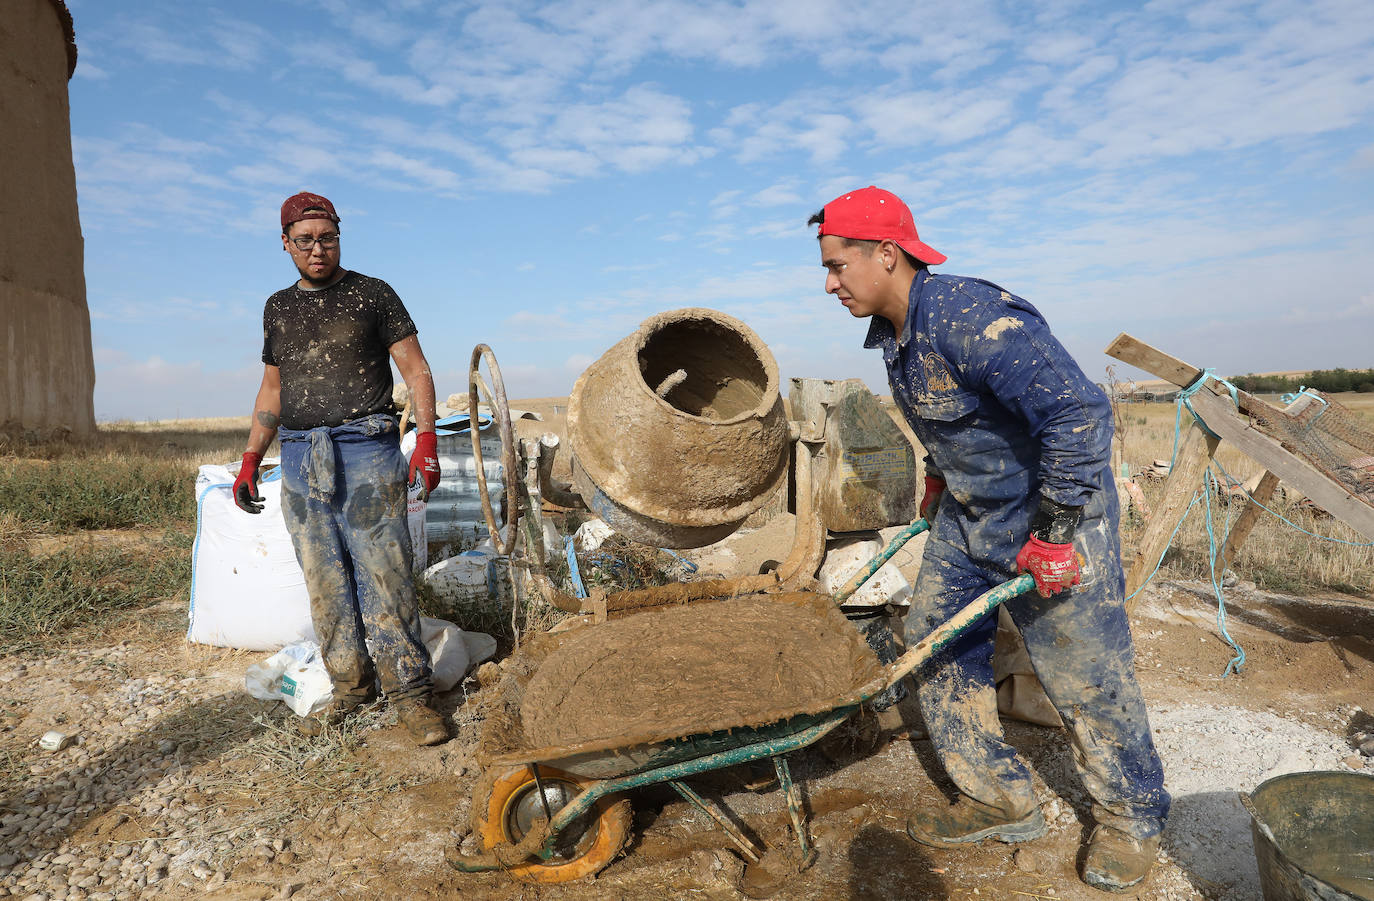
[262,270,417,430]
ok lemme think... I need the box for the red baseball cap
[280,192,339,230]
[818,186,946,265]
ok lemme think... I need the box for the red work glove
[409,431,441,500]
[1016,536,1081,598]
[233,452,264,514]
[919,474,945,522]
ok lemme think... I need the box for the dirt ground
[2,504,1371,901]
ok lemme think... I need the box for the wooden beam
[1104,333,1202,390]
[1189,390,1374,539]
[1103,332,1276,419]
[1218,470,1280,573]
[1125,421,1219,613]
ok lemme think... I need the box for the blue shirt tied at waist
[866,269,1113,569]
[277,413,399,503]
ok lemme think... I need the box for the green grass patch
[0,533,192,653]
[0,458,195,533]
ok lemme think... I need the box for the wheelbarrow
[447,567,1035,883]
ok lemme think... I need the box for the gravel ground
[0,577,1370,900]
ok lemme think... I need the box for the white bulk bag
[188,461,317,651]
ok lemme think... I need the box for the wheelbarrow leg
[773,755,817,868]
[669,780,763,864]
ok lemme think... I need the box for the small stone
[1345,755,1367,769]
[1359,737,1374,757]
[205,871,225,891]
[276,882,303,899]
[1013,847,1041,873]
[155,740,176,756]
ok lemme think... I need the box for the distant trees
[1229,368,1374,394]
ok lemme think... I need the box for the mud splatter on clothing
[865,269,1111,568]
[262,271,417,430]
[278,414,432,702]
[866,268,1169,838]
[906,488,1169,839]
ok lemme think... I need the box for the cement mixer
[463,306,923,617]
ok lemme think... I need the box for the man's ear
[879,239,900,272]
[281,233,291,252]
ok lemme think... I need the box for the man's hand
[1016,536,1080,597]
[1017,495,1084,597]
[233,452,264,514]
[409,431,441,500]
[919,474,945,522]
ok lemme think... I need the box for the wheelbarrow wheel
[474,765,632,883]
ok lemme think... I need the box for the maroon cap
[818,186,946,265]
[280,192,339,229]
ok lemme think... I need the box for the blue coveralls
[869,269,1169,840]
[277,414,433,704]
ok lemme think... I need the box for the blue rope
[1200,465,1246,675]
[1124,491,1206,604]
[1277,386,1329,434]
[659,548,699,575]
[1132,371,1374,676]
[1209,455,1374,549]
[1147,370,1246,674]
[564,535,588,599]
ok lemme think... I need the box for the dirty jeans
[278,414,432,705]
[905,505,1170,840]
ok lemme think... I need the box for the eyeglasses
[289,234,340,251]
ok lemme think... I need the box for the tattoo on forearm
[257,411,280,428]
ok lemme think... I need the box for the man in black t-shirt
[231,192,447,746]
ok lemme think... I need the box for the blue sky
[65,0,1374,421]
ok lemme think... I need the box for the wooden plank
[1125,421,1219,613]
[1104,333,1287,420]
[1189,390,1374,539]
[1217,470,1280,573]
[1104,333,1201,389]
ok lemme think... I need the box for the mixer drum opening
[638,318,768,421]
[566,308,790,547]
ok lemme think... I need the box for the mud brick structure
[1,0,95,438]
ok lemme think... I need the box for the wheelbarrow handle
[857,573,1035,699]
[831,517,931,604]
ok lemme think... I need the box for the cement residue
[518,592,883,750]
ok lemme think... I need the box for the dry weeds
[1114,394,1374,596]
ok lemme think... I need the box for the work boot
[906,795,1047,847]
[297,694,372,737]
[396,699,448,746]
[1082,825,1160,892]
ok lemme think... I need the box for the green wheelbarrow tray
[450,562,1035,879]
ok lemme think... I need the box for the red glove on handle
[409,431,441,500]
[919,475,945,521]
[1015,536,1081,598]
[233,451,264,514]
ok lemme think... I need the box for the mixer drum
[567,308,789,548]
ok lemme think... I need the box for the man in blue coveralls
[231,192,447,746]
[808,187,1169,892]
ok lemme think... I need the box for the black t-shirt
[261,270,417,430]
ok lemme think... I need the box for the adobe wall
[0,0,95,438]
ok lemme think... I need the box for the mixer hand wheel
[469,344,521,556]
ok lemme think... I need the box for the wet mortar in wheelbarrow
[449,575,1031,883]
